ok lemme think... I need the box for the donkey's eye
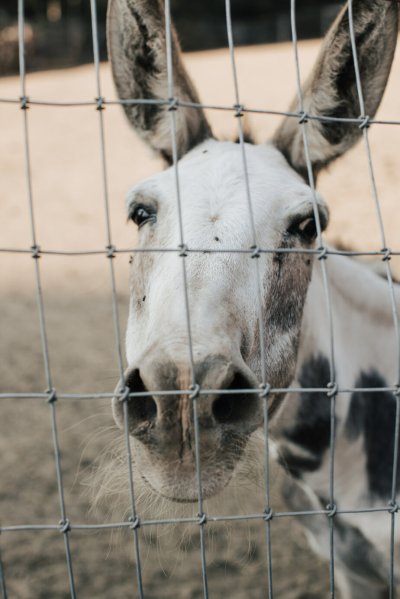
[131,205,156,228]
[288,216,318,243]
[298,217,317,242]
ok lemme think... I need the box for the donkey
[107,0,400,597]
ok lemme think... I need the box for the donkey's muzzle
[112,355,262,442]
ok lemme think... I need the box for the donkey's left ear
[273,0,398,180]
[107,0,213,164]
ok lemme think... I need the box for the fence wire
[1,0,400,598]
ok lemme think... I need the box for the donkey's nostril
[126,369,157,426]
[212,371,258,425]
[133,396,157,422]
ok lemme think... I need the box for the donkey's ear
[107,0,213,163]
[273,0,398,180]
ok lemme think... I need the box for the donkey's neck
[275,253,400,565]
[275,252,400,513]
[298,253,399,394]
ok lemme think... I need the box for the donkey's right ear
[107,0,213,164]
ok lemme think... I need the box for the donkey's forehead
[181,140,306,194]
[127,140,317,216]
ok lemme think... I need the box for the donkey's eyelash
[129,204,158,228]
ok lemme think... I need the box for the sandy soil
[1,37,400,598]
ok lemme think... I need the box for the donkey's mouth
[140,472,197,503]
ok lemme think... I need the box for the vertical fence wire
[224,1,273,596]
[17,1,77,597]
[88,1,144,596]
[289,1,338,596]
[164,0,209,596]
[347,2,400,595]
[0,543,8,599]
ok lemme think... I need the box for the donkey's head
[108,0,397,503]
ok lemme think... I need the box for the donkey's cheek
[259,255,313,389]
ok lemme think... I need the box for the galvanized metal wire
[89,0,145,595]
[347,2,400,596]
[290,1,339,595]
[224,0,273,594]
[1,1,399,598]
[12,2,78,597]
[163,0,210,593]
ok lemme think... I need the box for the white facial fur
[114,138,329,502]
[126,139,328,376]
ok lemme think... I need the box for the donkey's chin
[140,469,233,504]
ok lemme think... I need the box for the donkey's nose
[210,368,259,426]
[123,368,158,429]
[113,356,261,436]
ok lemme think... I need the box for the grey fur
[107,0,213,163]
[281,476,390,598]
[273,0,398,179]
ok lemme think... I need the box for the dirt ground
[1,37,400,598]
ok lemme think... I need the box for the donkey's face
[108,0,397,502]
[116,141,327,501]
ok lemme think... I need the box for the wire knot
[259,383,271,399]
[234,104,244,118]
[46,388,57,404]
[298,111,308,124]
[393,385,400,398]
[250,245,261,259]
[118,386,131,403]
[382,247,392,262]
[95,96,105,111]
[264,508,274,522]
[326,503,337,518]
[359,115,371,129]
[168,97,178,112]
[129,516,140,530]
[327,382,338,398]
[178,243,188,257]
[318,246,328,261]
[106,244,116,259]
[388,501,399,514]
[20,96,29,110]
[198,513,207,525]
[59,519,71,533]
[31,245,41,259]
[189,384,201,400]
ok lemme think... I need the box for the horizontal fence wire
[1,386,400,400]
[1,503,399,532]
[2,94,400,127]
[0,247,399,257]
[1,0,400,598]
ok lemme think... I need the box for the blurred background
[1,1,400,598]
[0,0,342,74]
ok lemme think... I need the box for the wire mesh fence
[0,0,400,598]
